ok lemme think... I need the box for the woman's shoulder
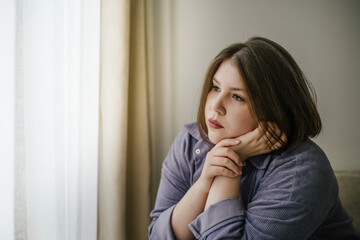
[175,122,210,147]
[170,122,200,150]
[272,138,329,170]
[268,138,338,204]
[291,138,328,161]
[170,122,200,145]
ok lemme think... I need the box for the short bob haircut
[197,37,322,153]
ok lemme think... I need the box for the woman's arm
[150,124,284,239]
[205,175,241,210]
[170,177,212,240]
[205,124,286,210]
[192,145,346,240]
[171,138,243,240]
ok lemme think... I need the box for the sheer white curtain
[0,1,16,239]
[0,0,100,239]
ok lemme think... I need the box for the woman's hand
[231,122,287,162]
[198,138,245,191]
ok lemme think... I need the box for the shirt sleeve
[189,198,245,239]
[148,130,192,240]
[188,146,341,240]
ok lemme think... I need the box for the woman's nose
[212,95,226,115]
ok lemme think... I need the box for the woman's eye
[233,94,245,102]
[212,86,220,92]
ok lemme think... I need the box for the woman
[149,37,359,239]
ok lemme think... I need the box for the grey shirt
[149,122,359,239]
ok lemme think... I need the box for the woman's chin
[208,132,240,145]
[208,134,224,145]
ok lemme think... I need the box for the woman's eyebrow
[212,78,220,85]
[213,77,245,92]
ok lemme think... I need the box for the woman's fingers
[208,165,241,178]
[262,122,287,150]
[270,133,287,150]
[237,127,262,143]
[280,132,287,142]
[230,122,288,160]
[201,145,245,180]
[211,147,242,167]
[211,157,242,175]
[215,138,241,148]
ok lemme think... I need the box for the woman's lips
[208,118,224,129]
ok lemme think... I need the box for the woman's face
[205,59,258,144]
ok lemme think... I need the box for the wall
[151,0,360,203]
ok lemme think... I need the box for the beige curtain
[98,0,154,239]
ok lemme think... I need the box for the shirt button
[195,149,201,155]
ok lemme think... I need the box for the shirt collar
[184,122,202,141]
[184,122,272,170]
[248,154,272,170]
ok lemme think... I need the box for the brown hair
[197,36,322,153]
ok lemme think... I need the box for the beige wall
[151,0,360,202]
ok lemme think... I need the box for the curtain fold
[126,0,153,239]
[98,0,130,239]
[98,0,153,239]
